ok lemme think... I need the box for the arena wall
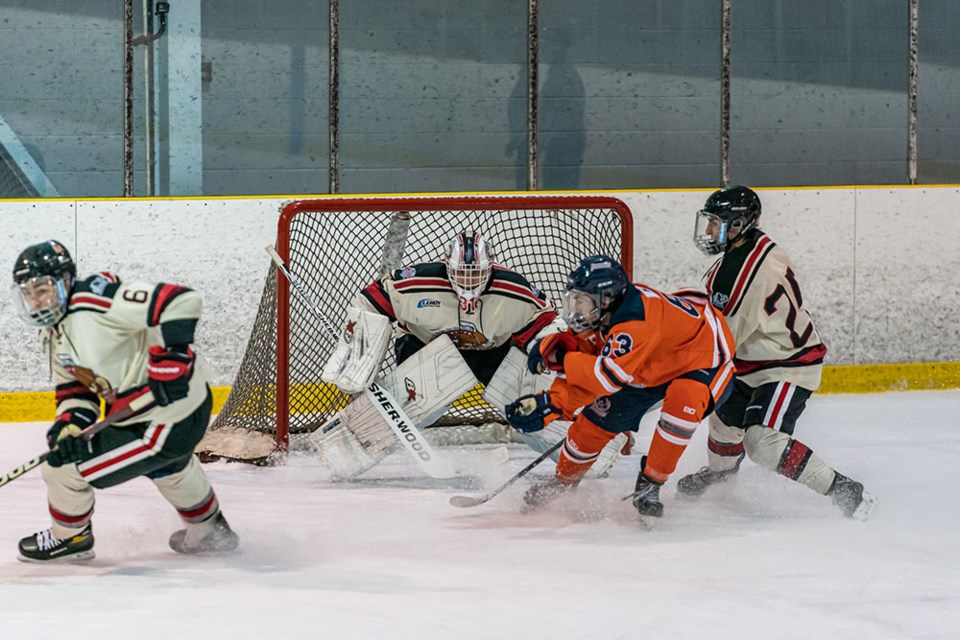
[1,185,957,419]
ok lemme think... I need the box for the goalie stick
[449,439,563,508]
[0,392,156,489]
[265,244,506,479]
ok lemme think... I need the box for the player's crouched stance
[508,256,735,520]
[11,240,238,562]
[678,186,876,520]
[310,231,628,479]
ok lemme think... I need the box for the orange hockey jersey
[550,284,736,418]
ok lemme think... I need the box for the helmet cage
[562,256,629,333]
[694,186,761,255]
[444,232,494,309]
[12,274,71,327]
[694,209,729,255]
[562,289,604,333]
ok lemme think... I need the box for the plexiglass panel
[540,1,721,190]
[338,0,526,194]
[917,0,960,183]
[730,0,908,186]
[2,1,958,196]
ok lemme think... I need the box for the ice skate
[522,477,576,512]
[169,512,239,554]
[629,472,664,519]
[829,473,877,521]
[624,457,665,519]
[677,452,745,497]
[18,525,95,563]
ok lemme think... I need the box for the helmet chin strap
[723,218,753,252]
[598,294,625,332]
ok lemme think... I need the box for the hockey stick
[449,438,563,508]
[266,245,503,479]
[0,392,156,489]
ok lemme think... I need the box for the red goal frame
[273,196,634,450]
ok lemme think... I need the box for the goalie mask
[444,231,494,312]
[11,240,76,327]
[562,255,629,333]
[694,185,762,255]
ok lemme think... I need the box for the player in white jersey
[311,231,631,478]
[11,240,239,562]
[355,231,556,382]
[679,187,876,519]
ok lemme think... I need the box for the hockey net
[201,195,633,464]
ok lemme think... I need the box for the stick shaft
[450,438,563,507]
[265,244,338,340]
[0,393,155,489]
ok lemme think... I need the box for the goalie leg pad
[321,306,393,394]
[482,346,551,417]
[515,420,626,480]
[516,419,569,461]
[309,334,478,477]
[587,432,629,480]
[308,393,398,479]
[381,334,478,427]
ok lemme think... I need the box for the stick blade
[449,494,488,508]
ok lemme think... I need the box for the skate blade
[17,549,95,563]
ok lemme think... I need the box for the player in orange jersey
[507,255,735,519]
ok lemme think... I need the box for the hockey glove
[527,332,578,374]
[147,345,195,407]
[46,410,97,468]
[505,392,561,433]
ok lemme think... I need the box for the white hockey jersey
[47,273,212,427]
[352,262,557,352]
[704,230,827,390]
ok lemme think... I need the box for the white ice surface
[1,391,959,640]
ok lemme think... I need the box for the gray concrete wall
[0,1,958,197]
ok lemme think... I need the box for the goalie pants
[395,334,511,385]
[42,389,224,538]
[556,365,732,484]
[706,378,837,495]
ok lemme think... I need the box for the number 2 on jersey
[763,267,813,348]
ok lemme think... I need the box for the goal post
[203,195,634,463]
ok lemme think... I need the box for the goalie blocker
[320,306,392,394]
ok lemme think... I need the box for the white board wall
[0,187,957,391]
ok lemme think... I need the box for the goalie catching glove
[527,332,577,374]
[505,392,562,433]
[46,409,97,467]
[147,345,195,406]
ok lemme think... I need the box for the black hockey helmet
[13,240,76,284]
[694,185,762,255]
[562,255,629,333]
[11,240,76,327]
